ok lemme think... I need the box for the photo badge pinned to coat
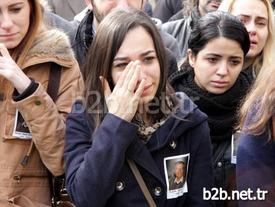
[164,153,190,199]
[12,109,32,139]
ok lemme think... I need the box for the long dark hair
[181,11,250,70]
[84,9,173,127]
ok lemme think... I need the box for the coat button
[154,187,162,196]
[217,162,223,167]
[13,175,22,183]
[34,100,41,106]
[169,140,177,149]
[116,181,125,191]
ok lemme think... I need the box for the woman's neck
[137,104,152,126]
[243,57,255,70]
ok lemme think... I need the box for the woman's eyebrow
[114,50,156,61]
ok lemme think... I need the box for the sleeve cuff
[13,79,39,101]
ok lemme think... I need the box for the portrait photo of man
[164,153,190,199]
[168,161,186,190]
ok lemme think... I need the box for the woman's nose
[216,61,228,76]
[0,13,14,30]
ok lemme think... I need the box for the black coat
[169,67,253,207]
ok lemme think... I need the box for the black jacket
[169,67,252,207]
[72,11,95,69]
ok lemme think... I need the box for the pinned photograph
[164,153,190,199]
[12,109,32,139]
[231,130,241,164]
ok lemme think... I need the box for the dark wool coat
[64,93,214,207]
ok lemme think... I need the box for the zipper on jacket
[20,140,34,166]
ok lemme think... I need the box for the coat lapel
[126,139,165,186]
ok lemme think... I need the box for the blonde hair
[239,61,275,136]
[11,0,43,67]
[219,0,275,74]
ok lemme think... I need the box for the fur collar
[23,28,75,68]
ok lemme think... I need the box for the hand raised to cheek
[0,44,31,94]
[101,61,146,122]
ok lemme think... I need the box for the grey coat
[47,0,86,21]
[162,8,200,58]
[43,10,77,44]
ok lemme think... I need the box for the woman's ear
[187,49,195,68]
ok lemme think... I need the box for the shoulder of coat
[26,28,75,65]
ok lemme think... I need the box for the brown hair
[0,0,42,95]
[11,0,43,67]
[84,9,174,128]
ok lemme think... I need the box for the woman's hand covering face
[101,61,146,122]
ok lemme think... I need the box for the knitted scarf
[171,68,251,142]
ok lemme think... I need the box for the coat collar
[126,92,207,185]
[190,7,201,29]
[76,10,95,51]
[126,92,206,154]
[22,28,75,69]
[145,92,207,152]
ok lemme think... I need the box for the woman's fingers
[104,60,145,122]
[134,78,146,98]
[116,61,133,88]
[127,63,140,93]
[123,61,138,89]
[0,44,11,58]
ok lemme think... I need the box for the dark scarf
[170,68,251,142]
[73,10,96,68]
[75,10,95,51]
